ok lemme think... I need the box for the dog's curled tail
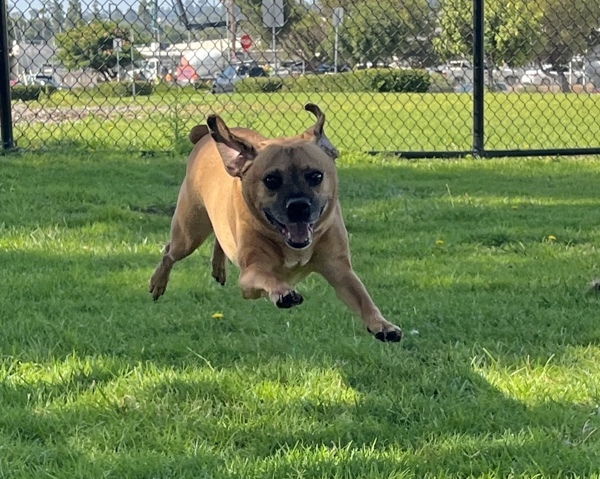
[188,125,210,145]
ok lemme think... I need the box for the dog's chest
[280,250,313,283]
[283,255,311,269]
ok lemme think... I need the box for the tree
[50,0,65,34]
[108,6,124,23]
[434,0,541,69]
[234,0,434,67]
[235,0,308,51]
[65,0,83,29]
[25,7,53,42]
[56,21,142,80]
[279,8,332,67]
[534,0,600,91]
[335,0,435,65]
[92,0,101,19]
[137,0,152,26]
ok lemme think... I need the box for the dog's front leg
[318,260,402,342]
[239,266,304,309]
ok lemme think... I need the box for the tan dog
[149,104,402,342]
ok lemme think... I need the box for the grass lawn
[12,90,600,152]
[1,147,600,478]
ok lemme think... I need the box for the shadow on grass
[2,342,598,477]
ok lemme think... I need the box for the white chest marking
[284,255,311,269]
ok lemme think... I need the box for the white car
[520,66,584,87]
[520,69,557,86]
[492,66,524,86]
[441,59,490,86]
[441,60,474,86]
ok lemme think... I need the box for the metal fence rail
[1,0,600,157]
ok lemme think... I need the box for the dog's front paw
[149,280,166,301]
[211,265,226,286]
[149,264,173,301]
[274,290,304,309]
[367,322,403,343]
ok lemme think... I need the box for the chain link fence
[1,0,600,156]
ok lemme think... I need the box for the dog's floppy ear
[207,115,257,177]
[188,125,209,144]
[301,103,339,160]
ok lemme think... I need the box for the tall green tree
[65,0,84,29]
[434,0,541,68]
[278,7,331,66]
[92,0,101,19]
[56,21,142,80]
[50,1,65,34]
[25,7,53,42]
[235,0,308,52]
[335,0,434,65]
[137,0,152,26]
[240,0,434,67]
[534,0,600,91]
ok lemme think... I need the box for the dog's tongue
[284,223,313,246]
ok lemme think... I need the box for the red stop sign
[240,34,252,51]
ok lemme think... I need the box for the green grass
[13,90,600,152]
[2,148,600,478]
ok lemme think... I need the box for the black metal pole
[0,0,14,150]
[472,0,485,156]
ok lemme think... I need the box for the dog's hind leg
[211,239,227,286]
[149,198,213,300]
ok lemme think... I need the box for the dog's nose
[286,198,311,223]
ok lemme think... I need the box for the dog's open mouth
[264,210,314,249]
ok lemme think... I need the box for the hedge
[95,81,154,97]
[282,69,431,93]
[11,84,46,102]
[235,77,284,93]
[153,80,211,95]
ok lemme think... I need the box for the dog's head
[206,104,339,250]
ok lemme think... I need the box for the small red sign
[240,34,252,51]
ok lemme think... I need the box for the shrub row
[235,69,431,94]
[12,81,155,102]
[95,81,154,97]
[153,81,211,95]
[11,84,57,102]
[235,77,284,93]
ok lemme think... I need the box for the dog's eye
[305,171,323,187]
[263,173,283,191]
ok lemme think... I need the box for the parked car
[237,63,267,78]
[32,74,62,89]
[441,59,490,86]
[211,63,267,94]
[314,63,351,74]
[520,69,555,86]
[492,66,525,86]
[11,73,67,90]
[281,61,305,75]
[520,65,584,87]
[315,63,332,74]
[585,59,600,89]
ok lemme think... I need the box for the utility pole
[226,0,236,61]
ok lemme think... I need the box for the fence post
[472,0,485,156]
[0,0,14,150]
